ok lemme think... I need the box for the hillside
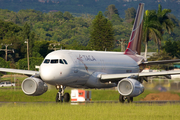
[0,0,180,19]
[0,1,179,69]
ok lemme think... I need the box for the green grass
[0,103,180,120]
[91,89,156,101]
[0,89,62,102]
[0,88,164,102]
[0,76,179,102]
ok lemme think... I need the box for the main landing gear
[56,85,70,103]
[119,94,133,103]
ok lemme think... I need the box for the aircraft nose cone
[39,65,54,82]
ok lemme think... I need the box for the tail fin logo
[124,3,144,55]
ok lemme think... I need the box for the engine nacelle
[117,78,144,97]
[21,77,48,96]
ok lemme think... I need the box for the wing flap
[101,73,139,80]
[0,68,39,76]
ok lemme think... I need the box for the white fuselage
[39,50,139,88]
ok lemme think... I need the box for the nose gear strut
[56,85,70,102]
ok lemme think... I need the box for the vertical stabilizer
[124,3,144,55]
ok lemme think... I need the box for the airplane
[1,3,180,103]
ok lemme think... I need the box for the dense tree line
[0,6,134,49]
[162,40,180,59]
[0,4,179,70]
[0,0,180,20]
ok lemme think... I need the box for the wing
[0,68,39,76]
[100,70,180,82]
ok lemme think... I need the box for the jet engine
[21,77,48,96]
[117,78,144,97]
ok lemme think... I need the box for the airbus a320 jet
[1,3,180,103]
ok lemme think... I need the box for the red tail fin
[124,3,144,55]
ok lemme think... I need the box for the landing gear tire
[56,85,70,103]
[127,96,133,103]
[64,93,70,102]
[119,94,125,103]
[56,93,60,102]
[119,94,133,103]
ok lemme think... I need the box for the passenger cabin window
[59,59,64,64]
[51,59,58,63]
[63,59,68,64]
[44,59,50,63]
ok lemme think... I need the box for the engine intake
[117,78,144,97]
[21,77,48,96]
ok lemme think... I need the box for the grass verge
[0,76,179,102]
[0,103,180,120]
[0,88,165,102]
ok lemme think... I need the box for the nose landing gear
[56,85,70,103]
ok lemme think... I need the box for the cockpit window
[44,59,67,64]
[51,59,58,63]
[44,59,50,63]
[63,59,68,64]
[59,59,64,64]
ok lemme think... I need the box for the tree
[125,7,136,22]
[23,22,31,39]
[148,50,173,61]
[147,50,173,70]
[32,40,52,58]
[23,23,36,57]
[0,57,9,68]
[51,11,64,20]
[89,11,114,51]
[63,11,74,20]
[16,57,44,70]
[0,20,22,40]
[156,4,175,52]
[162,40,180,58]
[0,20,22,62]
[111,14,123,25]
[104,4,119,20]
[167,14,180,27]
[143,10,162,60]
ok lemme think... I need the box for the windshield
[63,59,68,64]
[59,59,64,64]
[44,59,50,63]
[50,59,58,63]
[43,59,68,64]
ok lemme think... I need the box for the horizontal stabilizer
[141,59,180,65]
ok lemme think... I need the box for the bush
[16,57,44,70]
[0,57,9,68]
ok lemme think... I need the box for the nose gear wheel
[56,85,70,103]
